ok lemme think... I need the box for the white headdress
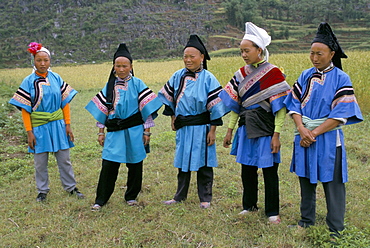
[243,22,271,61]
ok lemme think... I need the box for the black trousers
[241,163,279,216]
[95,159,143,206]
[298,147,345,234]
[173,166,214,203]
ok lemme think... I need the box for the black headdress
[312,22,347,70]
[184,34,211,70]
[106,43,133,110]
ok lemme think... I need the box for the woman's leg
[54,149,76,192]
[263,163,279,217]
[125,161,143,201]
[95,159,121,206]
[197,166,214,203]
[241,164,258,210]
[34,152,50,194]
[173,169,191,202]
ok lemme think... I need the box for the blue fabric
[9,71,77,153]
[85,77,162,164]
[219,67,288,168]
[158,68,228,172]
[284,67,363,183]
[230,104,281,168]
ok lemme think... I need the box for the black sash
[240,107,275,139]
[105,112,144,132]
[174,112,210,130]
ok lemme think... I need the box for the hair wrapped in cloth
[106,43,133,110]
[312,22,347,70]
[184,34,210,70]
[243,22,271,61]
[27,42,51,58]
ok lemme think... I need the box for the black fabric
[95,159,143,206]
[184,34,210,70]
[175,69,195,103]
[174,112,211,130]
[241,107,275,139]
[113,43,132,63]
[298,147,345,234]
[162,104,175,116]
[210,117,223,126]
[333,86,354,101]
[106,43,133,110]
[173,166,214,202]
[105,68,116,110]
[241,163,279,216]
[312,22,347,70]
[105,112,144,132]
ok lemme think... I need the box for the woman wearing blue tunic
[284,23,363,237]
[86,44,162,211]
[158,35,228,209]
[219,23,290,224]
[9,42,84,202]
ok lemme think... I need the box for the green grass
[0,54,369,247]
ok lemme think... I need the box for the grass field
[0,52,369,247]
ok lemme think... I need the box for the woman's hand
[143,128,151,146]
[98,134,105,146]
[270,132,281,153]
[298,126,316,147]
[65,124,75,142]
[171,116,177,131]
[223,128,233,148]
[143,134,150,146]
[207,126,217,146]
[27,130,36,150]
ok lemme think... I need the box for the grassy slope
[0,53,369,247]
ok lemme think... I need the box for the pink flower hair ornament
[27,42,43,55]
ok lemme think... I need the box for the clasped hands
[298,126,316,148]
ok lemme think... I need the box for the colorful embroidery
[12,87,31,108]
[33,78,50,111]
[139,88,157,111]
[61,82,74,102]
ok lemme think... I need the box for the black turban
[312,22,347,70]
[184,34,210,70]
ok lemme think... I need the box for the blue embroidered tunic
[158,68,228,172]
[85,76,162,164]
[284,66,363,183]
[9,71,77,153]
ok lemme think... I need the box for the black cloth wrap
[174,112,211,130]
[239,107,275,139]
[105,112,144,132]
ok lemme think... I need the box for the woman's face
[183,47,204,72]
[114,57,132,79]
[34,52,50,74]
[310,42,335,71]
[240,39,263,65]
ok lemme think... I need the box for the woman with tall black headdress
[86,43,162,211]
[158,35,228,209]
[284,23,363,237]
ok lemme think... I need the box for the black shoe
[36,193,47,202]
[70,187,84,199]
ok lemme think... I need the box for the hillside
[1,0,370,68]
[0,0,226,68]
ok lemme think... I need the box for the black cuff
[210,117,223,126]
[162,105,175,116]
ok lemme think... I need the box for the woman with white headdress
[219,22,290,224]
[9,42,84,202]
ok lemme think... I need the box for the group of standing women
[9,22,362,238]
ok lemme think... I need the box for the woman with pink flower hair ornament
[9,42,84,202]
